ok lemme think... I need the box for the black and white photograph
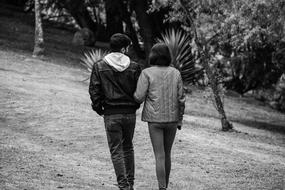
[0,0,284,189]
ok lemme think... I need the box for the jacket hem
[104,107,137,115]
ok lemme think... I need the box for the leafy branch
[179,0,233,131]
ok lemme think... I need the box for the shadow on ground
[232,119,285,134]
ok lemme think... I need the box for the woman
[134,43,185,190]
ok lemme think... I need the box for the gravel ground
[0,49,285,190]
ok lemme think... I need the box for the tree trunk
[149,7,172,40]
[133,0,154,63]
[33,0,44,57]
[63,0,97,33]
[105,0,123,38]
[202,54,233,131]
[179,0,233,131]
[121,1,144,58]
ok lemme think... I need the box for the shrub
[80,49,108,72]
[158,29,203,85]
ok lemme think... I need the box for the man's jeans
[104,114,136,190]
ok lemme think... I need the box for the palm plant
[158,28,203,84]
[80,49,108,72]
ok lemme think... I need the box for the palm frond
[80,49,108,72]
[158,28,203,84]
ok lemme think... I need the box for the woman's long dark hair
[149,43,171,66]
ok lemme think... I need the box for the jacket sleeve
[177,72,186,122]
[134,70,149,103]
[89,63,104,115]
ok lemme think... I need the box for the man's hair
[110,33,131,52]
[149,43,172,66]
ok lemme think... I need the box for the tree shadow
[232,119,285,134]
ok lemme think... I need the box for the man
[89,33,141,190]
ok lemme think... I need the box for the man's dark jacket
[89,59,141,115]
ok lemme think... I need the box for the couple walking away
[89,33,185,190]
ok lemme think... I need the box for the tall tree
[132,0,154,61]
[33,0,44,57]
[105,0,123,38]
[62,0,97,33]
[179,0,233,131]
[48,0,97,34]
[121,0,144,58]
[132,0,174,62]
[45,0,102,40]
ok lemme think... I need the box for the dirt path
[0,49,285,190]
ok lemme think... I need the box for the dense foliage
[152,0,284,89]
[152,0,285,113]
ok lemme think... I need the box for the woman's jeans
[104,114,136,190]
[148,122,177,189]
